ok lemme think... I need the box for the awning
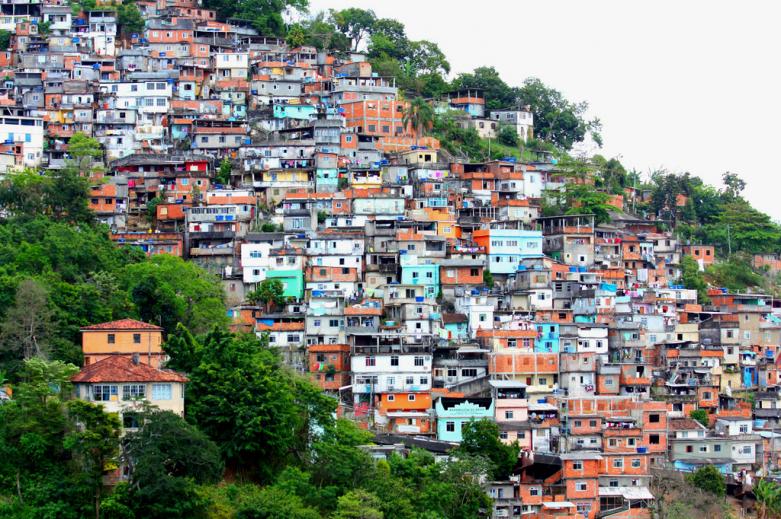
[529,403,558,411]
[599,486,654,500]
[386,411,430,418]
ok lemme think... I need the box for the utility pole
[727,224,732,257]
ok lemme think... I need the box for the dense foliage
[0,135,227,376]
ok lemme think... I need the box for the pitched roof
[669,417,703,431]
[71,356,188,383]
[80,319,163,332]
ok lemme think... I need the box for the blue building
[273,103,317,120]
[442,313,468,342]
[534,323,560,353]
[474,228,544,275]
[435,397,494,442]
[400,255,439,299]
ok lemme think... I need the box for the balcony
[189,247,233,256]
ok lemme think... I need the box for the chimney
[132,353,140,365]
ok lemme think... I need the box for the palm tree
[754,478,781,519]
[402,97,434,148]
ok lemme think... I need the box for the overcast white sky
[307,0,781,221]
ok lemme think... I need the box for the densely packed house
[8,3,781,517]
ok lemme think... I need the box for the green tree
[517,77,601,150]
[162,323,201,373]
[721,171,746,199]
[286,23,307,48]
[300,12,350,52]
[483,270,494,289]
[680,255,710,304]
[248,278,287,311]
[46,164,93,224]
[459,419,519,480]
[689,409,708,427]
[452,66,517,111]
[753,478,781,519]
[64,400,122,519]
[123,408,223,518]
[146,195,163,225]
[564,183,613,225]
[685,464,725,497]
[117,2,145,36]
[402,97,434,147]
[0,30,11,50]
[0,359,88,517]
[67,132,103,173]
[330,8,375,51]
[217,157,232,185]
[496,124,519,147]
[180,328,335,481]
[332,490,384,519]
[237,486,321,519]
[202,0,308,36]
[120,254,228,335]
[310,419,374,493]
[0,278,53,361]
[706,255,764,292]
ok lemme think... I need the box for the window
[391,355,399,366]
[589,420,597,427]
[419,376,428,385]
[133,333,141,344]
[499,431,508,440]
[123,412,139,429]
[714,444,721,452]
[406,376,414,385]
[505,410,514,419]
[613,458,623,468]
[572,461,583,470]
[631,458,641,468]
[414,356,424,367]
[740,424,749,434]
[576,482,588,492]
[650,434,660,445]
[107,334,115,344]
[448,368,457,377]
[742,445,752,454]
[608,438,617,447]
[93,384,117,401]
[122,384,145,400]
[461,368,477,378]
[152,384,172,400]
[686,445,694,453]
[609,479,619,488]
[627,438,637,447]
[446,421,455,432]
[365,357,376,367]
[649,414,660,423]
[408,394,416,401]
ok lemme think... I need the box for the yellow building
[71,356,187,421]
[81,319,165,367]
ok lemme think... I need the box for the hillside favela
[0,1,780,518]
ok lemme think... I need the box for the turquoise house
[442,313,468,342]
[400,255,439,299]
[435,397,494,442]
[266,269,304,300]
[316,168,340,191]
[534,323,560,353]
[273,104,317,120]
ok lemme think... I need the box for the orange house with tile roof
[81,319,165,368]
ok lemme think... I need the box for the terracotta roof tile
[72,356,188,383]
[256,322,305,331]
[80,319,163,331]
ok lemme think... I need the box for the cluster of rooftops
[6,1,781,517]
